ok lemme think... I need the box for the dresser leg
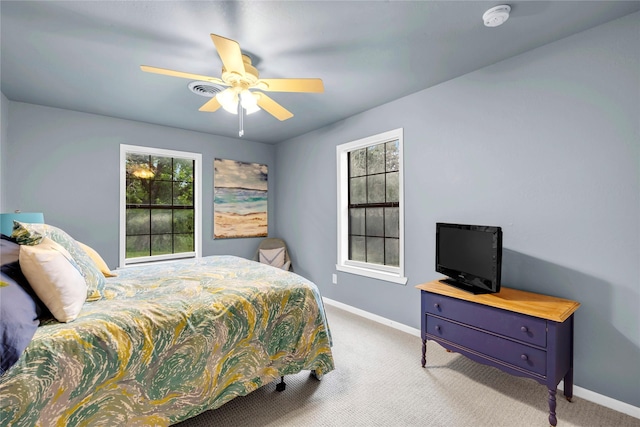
[564,368,574,402]
[421,338,426,367]
[548,388,557,426]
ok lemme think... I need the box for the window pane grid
[348,139,400,267]
[125,154,195,259]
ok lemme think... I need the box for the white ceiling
[1,1,638,144]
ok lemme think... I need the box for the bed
[0,254,334,426]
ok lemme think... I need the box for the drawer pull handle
[435,325,441,332]
[521,354,528,361]
[434,303,440,309]
[521,326,528,333]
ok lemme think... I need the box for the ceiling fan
[140,34,324,123]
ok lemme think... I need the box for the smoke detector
[188,81,225,97]
[483,5,511,27]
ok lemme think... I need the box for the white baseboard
[322,297,640,420]
[557,381,640,420]
[323,297,421,337]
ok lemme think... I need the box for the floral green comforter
[0,256,334,426]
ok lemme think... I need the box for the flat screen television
[435,222,502,294]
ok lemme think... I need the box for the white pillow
[19,237,87,322]
[259,247,290,270]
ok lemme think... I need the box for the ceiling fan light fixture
[240,90,260,114]
[216,88,238,114]
[244,103,261,115]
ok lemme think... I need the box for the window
[336,128,407,284]
[120,145,202,267]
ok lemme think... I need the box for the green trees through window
[125,152,195,260]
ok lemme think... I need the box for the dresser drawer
[424,293,547,347]
[426,315,547,376]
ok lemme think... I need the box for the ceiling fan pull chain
[238,102,244,137]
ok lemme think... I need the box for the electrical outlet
[332,274,337,284]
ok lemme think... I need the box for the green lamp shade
[0,212,45,236]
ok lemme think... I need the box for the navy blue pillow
[1,262,50,320]
[1,235,51,374]
[0,234,20,265]
[0,268,40,374]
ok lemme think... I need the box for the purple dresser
[417,280,580,426]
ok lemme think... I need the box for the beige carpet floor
[175,304,639,427]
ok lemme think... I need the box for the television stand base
[440,278,492,295]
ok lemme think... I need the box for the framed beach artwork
[214,158,268,239]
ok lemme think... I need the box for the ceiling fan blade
[258,78,324,93]
[198,96,222,112]
[140,65,225,85]
[210,34,245,75]
[254,92,293,121]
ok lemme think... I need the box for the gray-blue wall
[2,103,276,266]
[274,12,639,407]
[0,92,9,212]
[1,11,638,410]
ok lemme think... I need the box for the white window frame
[336,128,407,284]
[119,144,202,268]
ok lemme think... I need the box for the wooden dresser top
[416,279,580,322]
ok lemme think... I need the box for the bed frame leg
[276,376,286,392]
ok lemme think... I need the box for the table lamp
[0,212,45,236]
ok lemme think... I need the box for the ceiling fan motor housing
[222,54,260,89]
